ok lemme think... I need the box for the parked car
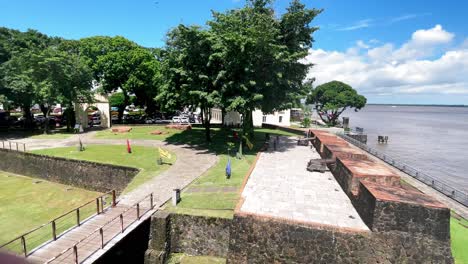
[172,116,181,123]
[180,117,189,124]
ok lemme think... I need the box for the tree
[81,36,161,122]
[307,81,366,126]
[32,47,93,133]
[209,0,321,138]
[158,25,221,141]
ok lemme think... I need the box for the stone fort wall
[0,148,139,193]
[144,125,453,263]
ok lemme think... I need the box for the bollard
[137,203,140,220]
[96,198,100,214]
[16,142,18,151]
[150,193,154,209]
[172,189,181,206]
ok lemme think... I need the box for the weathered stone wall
[0,148,139,193]
[227,214,453,264]
[145,212,230,264]
[169,213,231,256]
[355,181,451,241]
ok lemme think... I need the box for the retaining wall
[145,212,230,264]
[0,148,139,193]
[227,214,453,263]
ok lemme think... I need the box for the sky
[1,0,467,105]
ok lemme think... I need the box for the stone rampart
[145,212,230,264]
[355,181,451,241]
[226,213,453,263]
[0,148,139,193]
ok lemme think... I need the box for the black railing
[338,133,468,207]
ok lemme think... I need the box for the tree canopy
[307,80,367,125]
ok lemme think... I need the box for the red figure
[233,131,239,140]
[127,139,132,153]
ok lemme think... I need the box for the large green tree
[209,0,321,138]
[307,80,367,126]
[79,36,161,121]
[158,25,222,141]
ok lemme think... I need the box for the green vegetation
[164,127,300,218]
[0,172,100,248]
[306,80,366,126]
[166,253,226,264]
[451,216,468,264]
[93,126,181,141]
[31,144,176,193]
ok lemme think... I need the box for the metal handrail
[45,193,154,264]
[0,190,117,257]
[337,133,468,206]
[0,140,26,152]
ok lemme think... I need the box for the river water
[343,105,468,193]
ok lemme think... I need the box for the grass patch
[31,145,176,193]
[163,127,298,218]
[166,253,226,264]
[451,216,468,264]
[93,125,181,140]
[0,172,101,251]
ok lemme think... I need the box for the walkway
[11,134,218,263]
[240,137,369,230]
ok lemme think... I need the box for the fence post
[76,208,80,226]
[100,196,104,211]
[73,245,78,264]
[99,228,104,249]
[2,141,4,149]
[96,198,100,214]
[23,143,26,152]
[112,190,116,207]
[9,141,11,150]
[21,236,27,257]
[137,203,140,220]
[150,193,154,209]
[120,214,124,233]
[16,142,19,151]
[52,220,57,240]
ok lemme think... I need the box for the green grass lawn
[93,125,182,140]
[0,172,101,251]
[451,216,468,264]
[166,253,226,264]
[31,145,176,193]
[164,127,301,218]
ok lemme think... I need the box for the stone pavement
[241,137,369,230]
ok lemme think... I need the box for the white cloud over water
[306,25,468,101]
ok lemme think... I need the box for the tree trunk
[118,93,130,123]
[22,104,34,131]
[202,107,211,142]
[40,104,51,135]
[221,107,226,127]
[65,105,76,132]
[242,109,254,139]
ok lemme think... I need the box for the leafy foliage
[307,80,367,125]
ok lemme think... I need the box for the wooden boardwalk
[27,199,153,264]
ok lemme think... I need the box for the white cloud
[305,25,468,99]
[337,19,373,31]
[411,24,454,44]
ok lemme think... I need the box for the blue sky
[1,0,468,104]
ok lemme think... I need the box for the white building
[211,108,290,127]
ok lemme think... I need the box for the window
[262,116,267,122]
[279,116,283,123]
